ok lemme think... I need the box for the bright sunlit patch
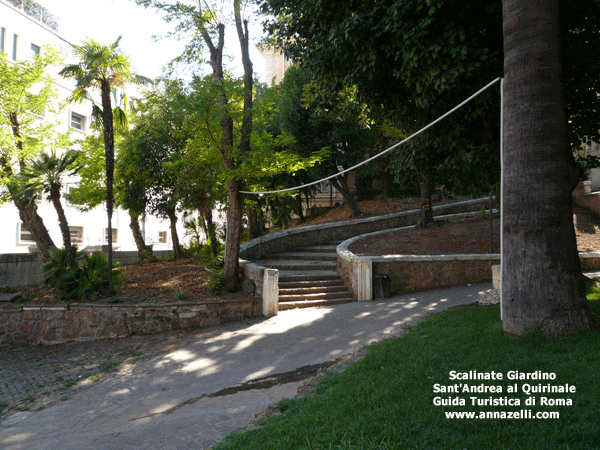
[244,366,275,382]
[356,311,372,318]
[2,432,34,444]
[109,388,131,397]
[166,349,196,362]
[232,334,264,353]
[402,301,420,309]
[179,357,218,374]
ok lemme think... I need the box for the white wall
[0,0,187,255]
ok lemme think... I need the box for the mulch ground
[14,257,248,305]
[349,205,600,256]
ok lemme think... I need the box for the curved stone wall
[338,215,600,300]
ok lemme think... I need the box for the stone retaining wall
[371,254,500,295]
[0,298,261,346]
[338,220,600,299]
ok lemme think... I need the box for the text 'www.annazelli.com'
[444,410,560,420]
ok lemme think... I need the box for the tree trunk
[7,112,55,258]
[379,154,394,197]
[167,210,184,259]
[330,177,362,217]
[129,210,153,262]
[223,179,242,291]
[247,202,264,239]
[198,202,219,257]
[416,179,434,228]
[100,79,115,294]
[502,0,594,335]
[15,197,55,259]
[49,184,74,258]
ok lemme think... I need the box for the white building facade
[0,0,183,255]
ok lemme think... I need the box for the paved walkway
[0,283,494,450]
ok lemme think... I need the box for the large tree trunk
[223,179,242,291]
[416,179,434,229]
[167,210,184,259]
[129,210,153,262]
[330,176,362,217]
[502,0,594,336]
[49,185,74,258]
[100,79,115,294]
[15,197,55,259]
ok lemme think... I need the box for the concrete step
[279,279,346,289]
[269,252,337,262]
[278,270,341,283]
[303,245,339,253]
[279,285,349,296]
[279,290,353,303]
[255,260,337,272]
[278,297,354,311]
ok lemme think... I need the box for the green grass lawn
[213,298,600,450]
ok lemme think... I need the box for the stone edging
[0,298,260,347]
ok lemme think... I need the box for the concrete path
[0,283,494,450]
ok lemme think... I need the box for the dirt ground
[12,200,600,304]
[349,205,600,256]
[15,257,248,305]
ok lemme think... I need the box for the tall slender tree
[502,0,594,335]
[60,36,147,294]
[17,150,82,259]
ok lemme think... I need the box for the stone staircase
[253,243,354,311]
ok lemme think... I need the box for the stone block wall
[0,253,42,288]
[0,299,260,346]
[372,255,501,295]
[580,253,600,272]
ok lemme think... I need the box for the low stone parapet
[0,298,261,346]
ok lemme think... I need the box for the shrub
[207,271,225,295]
[41,247,121,301]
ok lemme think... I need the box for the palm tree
[501,0,594,335]
[59,36,147,294]
[17,150,82,258]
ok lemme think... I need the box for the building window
[64,183,79,206]
[158,231,168,244]
[12,33,18,60]
[69,226,83,245]
[70,112,85,131]
[18,223,35,244]
[314,180,331,196]
[1,28,5,53]
[104,228,118,244]
[30,43,40,57]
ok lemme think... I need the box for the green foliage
[174,289,188,300]
[207,271,225,295]
[41,247,121,301]
[0,47,64,200]
[262,0,600,194]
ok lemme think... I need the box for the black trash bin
[373,274,390,299]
